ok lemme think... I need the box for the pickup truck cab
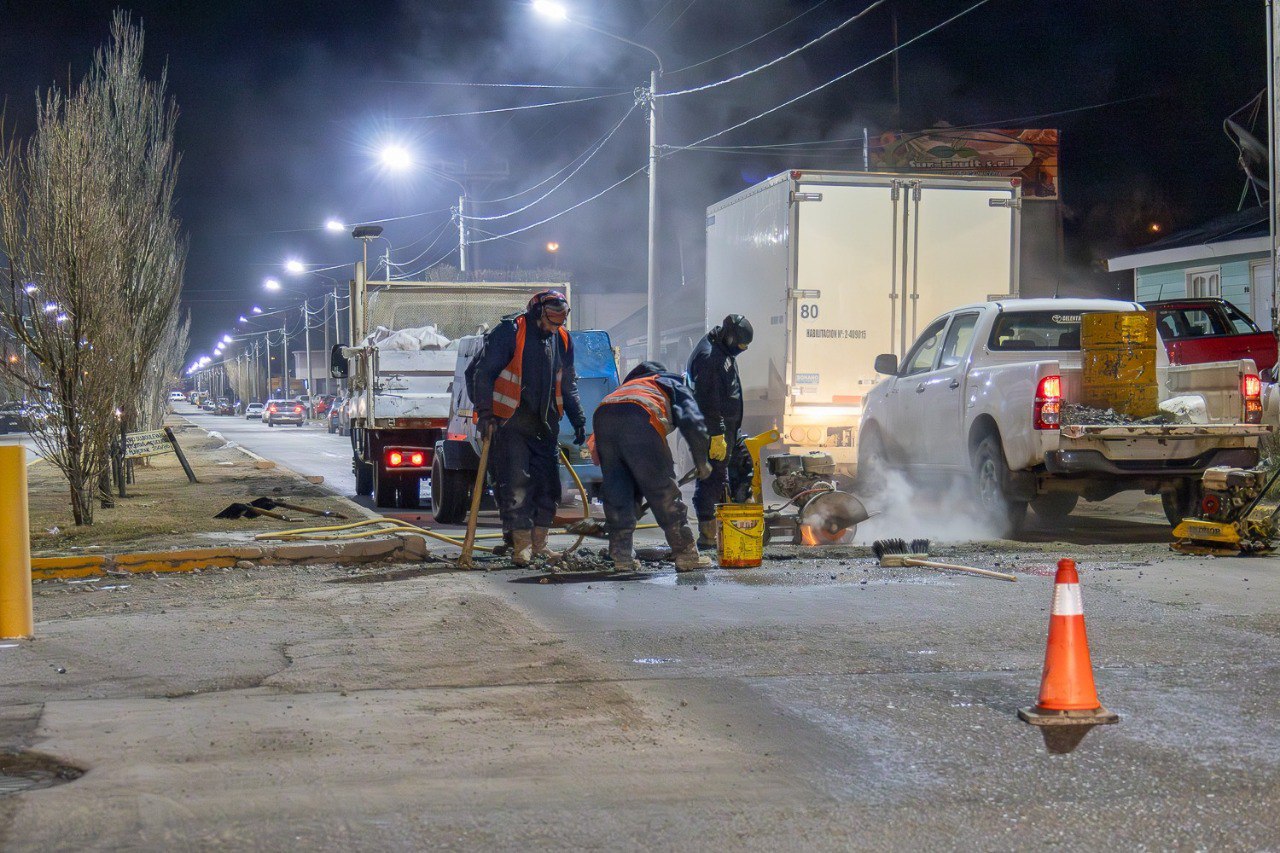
[1142,298,1276,374]
[859,298,1270,531]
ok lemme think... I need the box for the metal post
[0,445,33,639]
[385,246,392,282]
[1269,0,1279,335]
[281,318,288,397]
[645,68,659,361]
[863,127,870,171]
[323,292,332,396]
[458,193,468,272]
[303,300,314,416]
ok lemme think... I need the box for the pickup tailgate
[363,349,456,422]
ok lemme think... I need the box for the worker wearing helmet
[686,314,753,549]
[472,290,586,565]
[593,361,714,572]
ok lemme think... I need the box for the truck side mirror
[330,344,349,379]
[874,353,898,375]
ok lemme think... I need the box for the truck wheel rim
[978,458,1000,508]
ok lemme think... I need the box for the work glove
[709,434,728,461]
[696,460,713,480]
[573,423,587,446]
[477,410,496,437]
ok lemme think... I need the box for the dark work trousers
[693,456,730,522]
[593,404,689,533]
[491,422,560,530]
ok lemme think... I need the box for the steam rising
[854,469,1004,545]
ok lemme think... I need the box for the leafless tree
[0,13,186,523]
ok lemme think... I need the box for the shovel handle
[905,557,1017,582]
[458,428,493,570]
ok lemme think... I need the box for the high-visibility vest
[491,316,570,420]
[598,375,672,436]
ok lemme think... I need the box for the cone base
[1018,705,1119,727]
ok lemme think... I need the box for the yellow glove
[709,434,728,461]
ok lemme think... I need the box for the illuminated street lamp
[284,259,306,275]
[222,334,233,344]
[264,278,282,292]
[534,1,664,359]
[251,306,263,314]
[324,219,346,233]
[380,144,414,172]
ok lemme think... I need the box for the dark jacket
[472,314,585,437]
[686,328,742,438]
[649,371,711,467]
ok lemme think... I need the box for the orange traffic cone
[1018,559,1119,726]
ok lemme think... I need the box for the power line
[673,0,994,149]
[469,163,649,244]
[373,80,627,91]
[462,103,637,221]
[391,91,630,121]
[666,0,834,76]
[657,0,886,99]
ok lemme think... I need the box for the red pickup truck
[1142,298,1277,374]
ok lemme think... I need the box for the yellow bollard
[0,445,33,639]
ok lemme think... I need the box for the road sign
[123,430,173,459]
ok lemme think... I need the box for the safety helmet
[528,289,569,326]
[718,314,753,351]
[624,360,667,383]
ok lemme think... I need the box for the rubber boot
[609,529,636,572]
[531,527,561,561]
[696,520,718,550]
[510,528,533,567]
[667,525,712,572]
[492,527,513,558]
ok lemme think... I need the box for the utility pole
[323,292,332,396]
[457,193,468,272]
[280,318,288,398]
[1269,0,1279,335]
[303,300,314,415]
[646,69,659,361]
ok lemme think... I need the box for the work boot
[510,528,533,567]
[609,529,636,572]
[696,520,718,551]
[531,527,561,561]
[667,525,713,572]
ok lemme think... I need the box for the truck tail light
[1242,373,1263,424]
[293,405,303,413]
[384,448,430,469]
[1034,374,1062,430]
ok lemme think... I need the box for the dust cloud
[852,469,1004,545]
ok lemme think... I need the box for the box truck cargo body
[704,169,1022,469]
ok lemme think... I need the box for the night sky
[0,0,1266,362]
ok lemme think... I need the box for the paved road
[0,433,40,465]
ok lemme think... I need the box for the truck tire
[353,456,373,497]
[431,453,472,524]
[856,426,890,492]
[1030,493,1078,524]
[373,464,397,508]
[1162,479,1202,527]
[972,435,1028,533]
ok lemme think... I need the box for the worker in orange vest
[472,290,586,565]
[593,361,713,572]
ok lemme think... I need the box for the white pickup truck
[858,298,1270,530]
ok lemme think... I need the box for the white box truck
[704,169,1023,471]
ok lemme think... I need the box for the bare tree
[0,13,185,523]
[139,310,189,430]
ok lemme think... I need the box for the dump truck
[331,262,567,508]
[704,169,1023,472]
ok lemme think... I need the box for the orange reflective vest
[598,375,673,437]
[491,316,571,420]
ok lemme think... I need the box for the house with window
[1106,206,1273,329]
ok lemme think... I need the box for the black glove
[573,423,587,446]
[696,460,713,480]
[477,410,496,437]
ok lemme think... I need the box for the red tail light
[293,405,303,413]
[384,448,430,469]
[387,451,404,467]
[409,452,425,466]
[1242,373,1263,424]
[1034,374,1062,430]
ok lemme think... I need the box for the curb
[31,534,431,581]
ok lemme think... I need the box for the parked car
[265,399,305,427]
[859,298,1270,531]
[244,402,265,420]
[1142,298,1277,374]
[168,391,186,403]
[327,397,345,433]
[314,395,336,417]
[215,398,235,416]
[0,402,34,434]
[201,399,216,412]
[337,397,352,436]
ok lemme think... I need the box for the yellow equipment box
[1081,311,1158,417]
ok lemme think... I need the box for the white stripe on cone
[1052,582,1083,616]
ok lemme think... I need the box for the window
[1186,267,1221,298]
[901,317,949,376]
[1153,308,1227,339]
[1224,302,1261,334]
[988,311,1090,351]
[939,313,979,368]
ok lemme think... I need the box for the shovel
[563,467,698,538]
[457,425,493,570]
[215,502,297,522]
[250,497,347,520]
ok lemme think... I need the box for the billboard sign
[873,128,1059,199]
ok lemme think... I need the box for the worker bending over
[687,314,753,549]
[593,361,713,572]
[472,290,587,565]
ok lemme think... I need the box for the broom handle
[905,557,1017,582]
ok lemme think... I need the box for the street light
[324,219,346,233]
[251,306,263,314]
[264,278,282,292]
[533,1,664,359]
[222,334,233,344]
[284,259,306,275]
[380,144,414,172]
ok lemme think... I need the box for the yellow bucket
[715,502,764,568]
